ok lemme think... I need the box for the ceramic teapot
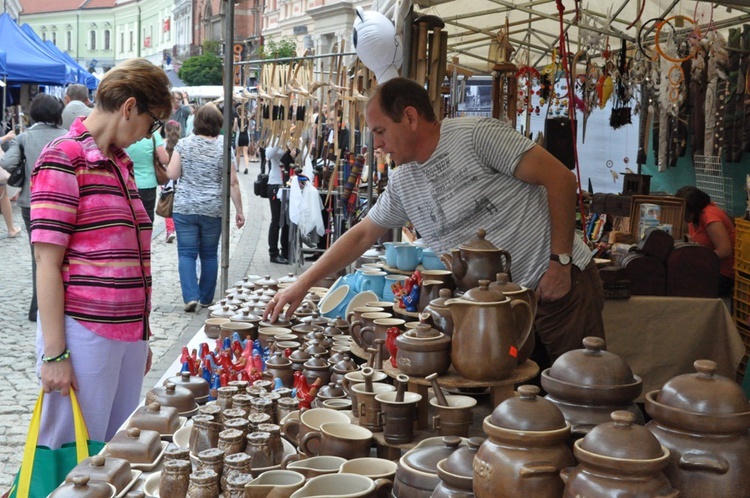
[645,359,750,498]
[445,280,532,381]
[488,272,537,363]
[445,229,512,291]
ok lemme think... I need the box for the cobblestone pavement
[0,157,313,490]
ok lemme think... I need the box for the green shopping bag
[8,389,106,498]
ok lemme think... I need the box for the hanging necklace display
[515,64,542,137]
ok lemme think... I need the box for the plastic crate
[628,195,685,240]
[733,273,750,327]
[735,218,750,274]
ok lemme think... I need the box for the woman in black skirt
[234,102,251,174]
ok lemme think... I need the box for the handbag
[7,143,26,188]
[8,389,105,498]
[152,137,169,185]
[155,184,174,218]
[254,173,268,198]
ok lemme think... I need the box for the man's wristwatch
[550,253,572,266]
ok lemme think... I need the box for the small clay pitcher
[245,469,306,498]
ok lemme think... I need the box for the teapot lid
[461,280,508,303]
[580,411,664,460]
[655,360,750,415]
[254,275,278,286]
[489,273,523,293]
[491,385,567,430]
[303,355,329,368]
[328,316,349,329]
[442,437,483,478]
[333,358,358,372]
[428,288,454,308]
[403,436,463,474]
[458,229,499,251]
[289,347,312,362]
[266,352,292,367]
[318,382,345,398]
[547,337,637,387]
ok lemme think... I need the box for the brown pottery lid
[328,316,349,330]
[255,275,278,287]
[548,336,636,386]
[491,385,567,430]
[403,436,463,474]
[52,475,115,498]
[318,382,345,398]
[580,411,663,460]
[428,288,454,308]
[442,437,483,478]
[266,352,292,367]
[488,272,522,293]
[461,280,508,302]
[146,382,196,413]
[458,229,499,252]
[289,347,312,362]
[303,354,329,369]
[655,359,750,415]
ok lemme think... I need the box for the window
[67,31,72,51]
[120,32,124,53]
[104,30,110,51]
[90,30,96,50]
[52,32,57,45]
[42,32,47,42]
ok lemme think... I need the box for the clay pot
[351,382,396,431]
[341,369,387,418]
[265,352,295,388]
[204,317,230,339]
[395,324,452,376]
[255,275,279,291]
[422,288,455,339]
[445,281,533,381]
[433,438,482,498]
[394,436,465,498]
[475,385,574,498]
[542,336,644,436]
[289,347,312,372]
[314,382,347,408]
[561,411,678,498]
[447,229,512,291]
[418,280,445,313]
[645,359,750,498]
[302,354,332,387]
[430,395,476,437]
[220,321,255,342]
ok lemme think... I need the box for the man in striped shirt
[267,77,604,369]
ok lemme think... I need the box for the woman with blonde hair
[30,58,172,448]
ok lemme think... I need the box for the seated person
[675,186,736,295]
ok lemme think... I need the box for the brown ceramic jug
[445,280,533,381]
[645,359,750,498]
[489,272,537,363]
[446,229,512,291]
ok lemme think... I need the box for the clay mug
[375,391,422,444]
[347,306,383,347]
[431,395,477,437]
[420,269,455,289]
[421,249,448,271]
[282,454,348,479]
[281,407,350,447]
[299,422,374,460]
[220,321,254,342]
[204,318,230,339]
[383,275,408,302]
[395,244,423,271]
[245,469,306,498]
[360,271,388,299]
[339,457,398,482]
[290,473,393,498]
[365,300,395,314]
[383,241,407,268]
[351,382,396,431]
[342,369,388,418]
[363,318,405,353]
[358,312,394,349]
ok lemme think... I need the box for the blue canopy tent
[20,24,78,85]
[0,49,7,79]
[0,13,67,85]
[44,41,98,91]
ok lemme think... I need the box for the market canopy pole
[220,0,235,296]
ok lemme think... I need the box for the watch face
[559,254,571,265]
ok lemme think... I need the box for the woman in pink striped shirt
[30,59,173,448]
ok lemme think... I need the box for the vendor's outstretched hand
[264,281,308,323]
[537,263,572,303]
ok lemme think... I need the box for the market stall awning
[0,13,68,85]
[20,23,79,85]
[44,40,99,90]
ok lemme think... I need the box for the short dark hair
[675,186,711,227]
[66,84,89,102]
[192,104,223,137]
[369,77,436,123]
[29,93,64,126]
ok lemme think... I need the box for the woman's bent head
[95,58,172,121]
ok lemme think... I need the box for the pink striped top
[30,118,152,342]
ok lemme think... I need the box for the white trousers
[36,315,148,448]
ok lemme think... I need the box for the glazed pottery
[445,281,533,381]
[375,391,422,444]
[281,407,350,447]
[283,455,347,479]
[165,372,210,405]
[299,422,374,459]
[489,272,537,363]
[66,455,132,495]
[220,321,255,341]
[645,359,750,498]
[384,242,408,268]
[395,244,423,271]
[395,324,452,376]
[255,275,279,291]
[420,270,455,290]
[319,285,356,319]
[353,311,391,348]
[394,436,465,498]
[448,229,512,291]
[433,437,482,498]
[430,395,476,437]
[104,427,162,464]
[542,336,644,436]
[259,327,293,349]
[302,354,332,386]
[351,382,396,431]
[360,271,388,298]
[50,475,116,498]
[266,352,294,388]
[561,411,678,498]
[418,280,445,312]
[342,369,388,418]
[362,318,405,353]
[128,401,182,435]
[475,385,574,498]
[421,248,447,270]
[245,469,306,498]
[348,306,384,345]
[290,473,392,498]
[339,457,398,482]
[204,318,230,339]
[422,288,455,338]
[145,382,197,417]
[383,275,408,302]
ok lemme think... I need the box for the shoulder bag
[155,183,175,218]
[152,137,169,185]
[8,389,106,498]
[7,142,26,188]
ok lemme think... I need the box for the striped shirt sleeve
[367,168,411,229]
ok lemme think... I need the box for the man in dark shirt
[170,91,191,137]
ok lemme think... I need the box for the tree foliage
[259,37,298,62]
[179,53,223,86]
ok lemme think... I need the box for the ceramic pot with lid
[394,436,466,498]
[302,354,332,386]
[475,385,574,498]
[433,437,482,498]
[561,411,678,498]
[255,275,279,291]
[541,336,644,436]
[395,323,452,376]
[645,359,750,498]
[165,372,210,405]
[145,382,197,417]
[422,288,455,339]
[445,281,533,381]
[265,351,295,388]
[293,301,318,323]
[447,229,512,291]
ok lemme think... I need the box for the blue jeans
[172,212,222,305]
